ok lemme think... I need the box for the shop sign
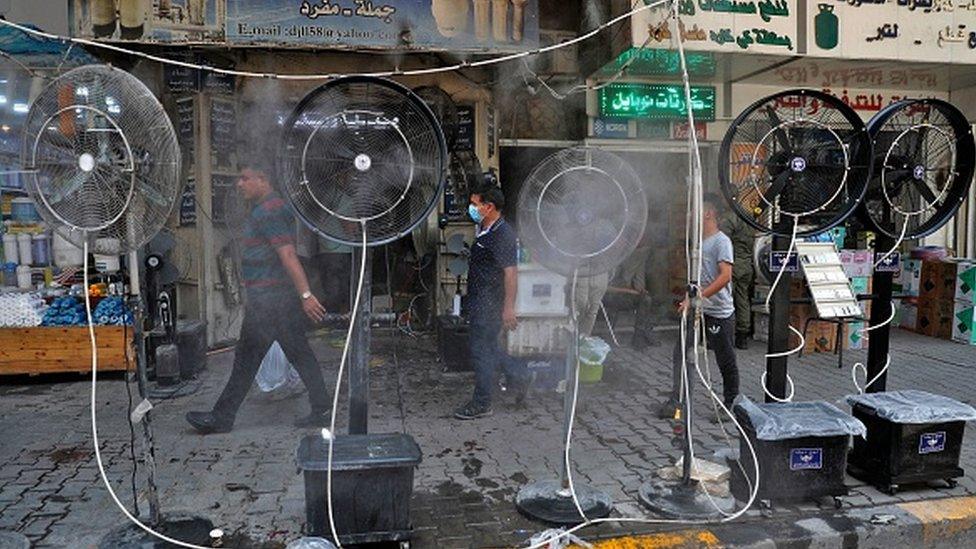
[592,118,630,139]
[671,121,706,140]
[632,0,797,55]
[807,0,976,64]
[598,83,716,122]
[71,0,540,52]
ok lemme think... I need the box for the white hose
[851,354,892,394]
[87,242,216,549]
[563,269,589,522]
[760,370,796,403]
[874,216,910,268]
[859,301,896,334]
[324,221,369,548]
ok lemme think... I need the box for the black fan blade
[764,105,792,151]
[759,170,790,213]
[912,177,939,205]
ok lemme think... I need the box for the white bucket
[3,233,18,264]
[53,233,84,268]
[16,265,31,289]
[17,233,32,266]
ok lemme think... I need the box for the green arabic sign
[598,83,716,121]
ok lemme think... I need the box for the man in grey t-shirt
[658,195,739,418]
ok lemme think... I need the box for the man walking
[659,195,739,418]
[187,161,331,434]
[455,186,524,420]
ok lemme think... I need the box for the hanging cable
[851,354,892,394]
[86,242,217,549]
[563,269,589,522]
[324,220,370,549]
[0,1,669,81]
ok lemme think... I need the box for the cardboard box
[954,261,976,304]
[898,258,923,297]
[900,302,918,331]
[952,301,976,345]
[919,260,958,304]
[840,249,873,278]
[916,302,953,340]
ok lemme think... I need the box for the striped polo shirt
[241,192,295,295]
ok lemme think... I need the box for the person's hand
[676,298,689,314]
[302,294,327,323]
[502,305,518,331]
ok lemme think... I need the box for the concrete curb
[577,496,976,549]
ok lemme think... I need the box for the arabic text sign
[227,0,540,51]
[633,0,797,55]
[599,83,716,121]
[808,0,976,63]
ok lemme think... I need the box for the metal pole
[765,224,793,402]
[866,233,895,393]
[349,247,372,435]
[559,322,578,490]
[128,251,160,525]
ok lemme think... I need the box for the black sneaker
[186,411,233,434]
[735,333,749,350]
[454,400,493,420]
[656,398,680,420]
[294,412,330,428]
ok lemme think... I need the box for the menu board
[210,98,236,169]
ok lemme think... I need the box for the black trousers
[671,313,739,406]
[212,291,330,421]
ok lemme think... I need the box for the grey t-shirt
[701,231,734,318]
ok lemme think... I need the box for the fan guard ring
[535,164,629,261]
[298,109,416,224]
[748,117,851,221]
[517,147,647,278]
[881,123,955,218]
[858,98,975,240]
[278,76,447,247]
[22,64,181,256]
[30,105,137,233]
[719,89,873,237]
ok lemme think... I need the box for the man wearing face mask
[455,186,524,420]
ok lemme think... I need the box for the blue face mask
[468,204,483,223]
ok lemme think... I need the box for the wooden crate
[0,326,134,376]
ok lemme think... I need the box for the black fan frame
[276,75,448,248]
[718,89,873,237]
[856,98,975,240]
[414,85,460,151]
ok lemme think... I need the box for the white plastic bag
[256,341,301,393]
[579,336,611,365]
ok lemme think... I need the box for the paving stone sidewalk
[0,326,974,548]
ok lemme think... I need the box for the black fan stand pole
[864,233,896,393]
[765,220,795,402]
[349,247,373,434]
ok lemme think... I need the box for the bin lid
[846,390,976,424]
[735,397,866,441]
[297,433,422,471]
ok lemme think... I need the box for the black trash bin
[297,433,422,544]
[729,398,866,506]
[436,315,471,372]
[847,390,976,494]
[176,320,207,379]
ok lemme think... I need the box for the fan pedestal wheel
[515,480,612,524]
[638,480,734,519]
[99,512,214,548]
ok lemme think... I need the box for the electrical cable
[324,220,369,549]
[122,311,140,517]
[851,354,892,394]
[86,242,217,549]
[0,1,670,82]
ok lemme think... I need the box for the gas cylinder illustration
[815,3,839,50]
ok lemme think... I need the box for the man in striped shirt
[187,162,330,434]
